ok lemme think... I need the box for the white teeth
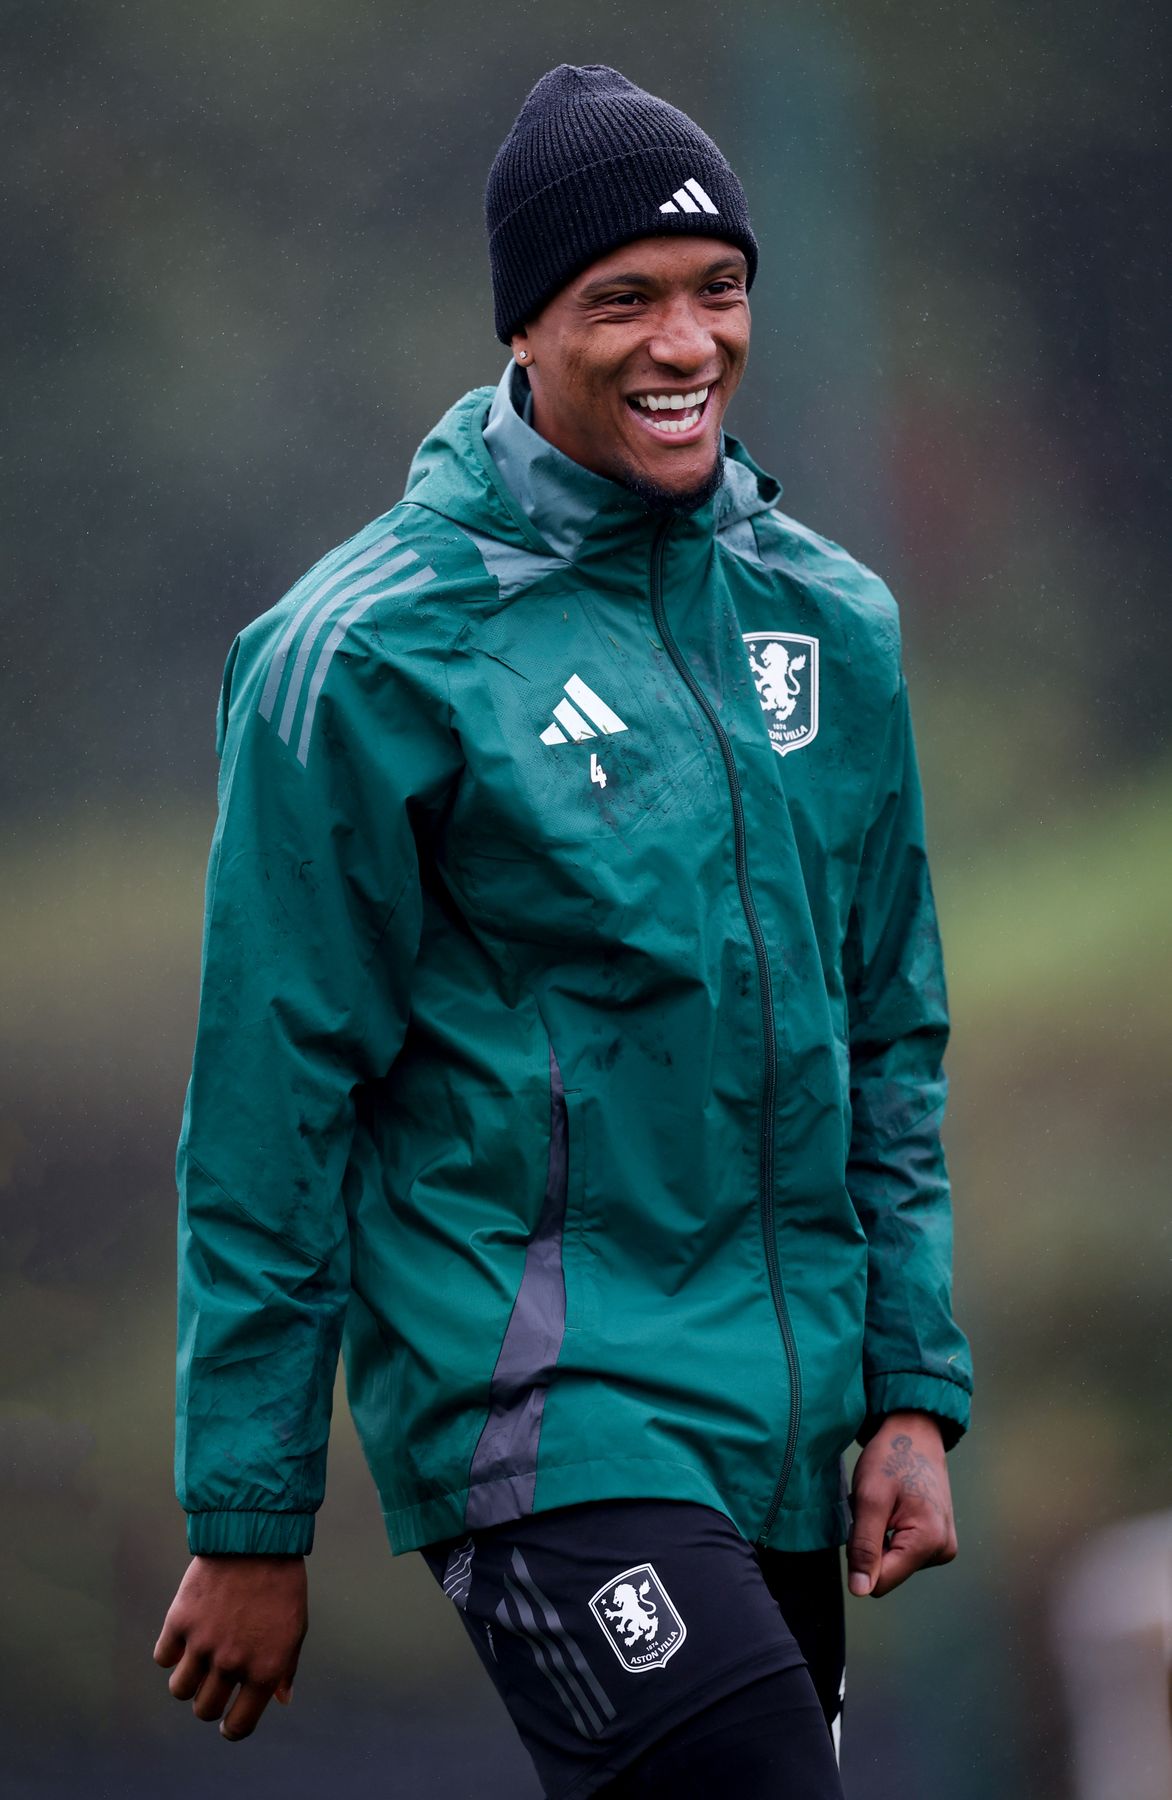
[646,408,701,434]
[633,386,709,413]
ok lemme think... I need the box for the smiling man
[512,234,749,513]
[156,64,973,1799]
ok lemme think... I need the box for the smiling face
[511,235,751,508]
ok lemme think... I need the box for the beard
[615,450,726,517]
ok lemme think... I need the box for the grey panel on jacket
[457,522,568,602]
[465,1045,570,1528]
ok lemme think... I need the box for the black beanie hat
[486,64,758,344]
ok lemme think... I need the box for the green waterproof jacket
[175,364,973,1559]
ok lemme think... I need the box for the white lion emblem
[750,640,806,721]
[590,1562,686,1670]
[604,1580,659,1647]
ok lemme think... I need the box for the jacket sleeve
[175,618,457,1554]
[843,675,974,1451]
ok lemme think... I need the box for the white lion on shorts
[604,1580,659,1646]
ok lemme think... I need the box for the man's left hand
[846,1410,958,1599]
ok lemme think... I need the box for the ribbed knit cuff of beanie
[485,63,759,344]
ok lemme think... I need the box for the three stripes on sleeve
[257,527,436,767]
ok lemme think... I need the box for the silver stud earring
[517,350,528,361]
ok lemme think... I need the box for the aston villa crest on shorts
[743,631,820,756]
[588,1563,687,1672]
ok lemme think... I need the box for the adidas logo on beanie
[485,64,758,344]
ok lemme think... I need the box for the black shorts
[422,1499,846,1799]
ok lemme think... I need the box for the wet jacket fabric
[175,364,973,1559]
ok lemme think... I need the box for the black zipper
[649,517,802,1544]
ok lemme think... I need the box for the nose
[645,296,717,375]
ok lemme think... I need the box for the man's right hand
[153,1553,308,1740]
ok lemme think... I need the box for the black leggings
[598,1665,845,1798]
[424,1501,845,1799]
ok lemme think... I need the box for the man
[155,65,972,1798]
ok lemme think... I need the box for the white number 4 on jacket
[590,753,607,789]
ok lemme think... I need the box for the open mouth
[625,385,713,440]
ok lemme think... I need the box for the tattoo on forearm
[881,1433,948,1522]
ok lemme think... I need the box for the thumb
[847,1485,890,1597]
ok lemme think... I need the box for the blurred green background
[2,1,1168,1794]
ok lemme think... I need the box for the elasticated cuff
[857,1372,972,1452]
[186,1510,315,1556]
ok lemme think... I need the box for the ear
[510,330,532,367]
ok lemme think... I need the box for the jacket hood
[403,362,783,569]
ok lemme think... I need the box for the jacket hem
[762,1492,853,1552]
[387,1455,735,1553]
[381,1454,850,1555]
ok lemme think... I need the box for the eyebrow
[577,255,747,299]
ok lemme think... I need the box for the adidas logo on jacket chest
[531,632,820,794]
[449,574,829,892]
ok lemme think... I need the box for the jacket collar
[403,363,783,574]
[482,361,672,564]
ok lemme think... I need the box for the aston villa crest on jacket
[744,631,820,756]
[589,1564,687,1671]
